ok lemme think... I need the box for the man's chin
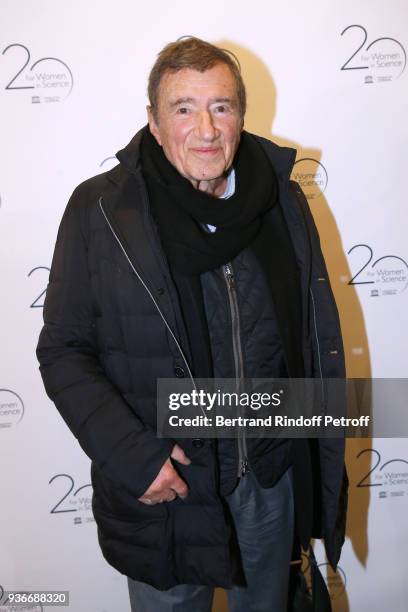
[188,166,229,184]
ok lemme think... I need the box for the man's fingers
[171,474,189,499]
[139,471,188,504]
[139,488,179,505]
[163,490,177,502]
[137,448,191,505]
[171,443,191,465]
[138,474,188,503]
[148,471,189,500]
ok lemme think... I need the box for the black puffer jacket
[36,128,348,590]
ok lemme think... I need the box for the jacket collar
[115,128,144,175]
[253,135,297,181]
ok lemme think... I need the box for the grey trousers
[127,466,294,612]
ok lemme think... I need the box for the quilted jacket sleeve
[36,185,174,499]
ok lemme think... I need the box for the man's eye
[215,105,231,114]
[177,107,189,114]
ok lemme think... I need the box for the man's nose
[197,111,218,141]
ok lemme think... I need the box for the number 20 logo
[356,449,408,487]
[2,43,73,96]
[341,25,406,79]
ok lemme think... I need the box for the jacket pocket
[91,461,167,520]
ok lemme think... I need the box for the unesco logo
[341,25,406,84]
[0,389,24,429]
[356,448,408,499]
[347,244,408,297]
[49,473,94,526]
[1,44,73,103]
[291,158,328,200]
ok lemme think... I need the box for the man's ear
[146,106,162,146]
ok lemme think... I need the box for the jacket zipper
[223,263,249,477]
[310,287,325,408]
[98,196,208,421]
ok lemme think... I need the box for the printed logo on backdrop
[347,244,408,297]
[299,553,346,601]
[28,267,50,308]
[0,389,24,428]
[318,564,346,601]
[100,156,117,169]
[341,25,406,84]
[49,474,94,525]
[291,158,328,200]
[1,44,73,103]
[356,448,408,499]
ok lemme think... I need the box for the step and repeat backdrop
[1,1,407,610]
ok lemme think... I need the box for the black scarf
[140,125,279,275]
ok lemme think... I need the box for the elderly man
[37,37,348,612]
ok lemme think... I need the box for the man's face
[147,63,243,188]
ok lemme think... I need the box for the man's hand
[138,443,191,505]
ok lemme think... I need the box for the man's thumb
[171,443,191,465]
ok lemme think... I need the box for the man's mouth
[191,147,220,156]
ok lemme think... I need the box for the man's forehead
[159,65,238,99]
